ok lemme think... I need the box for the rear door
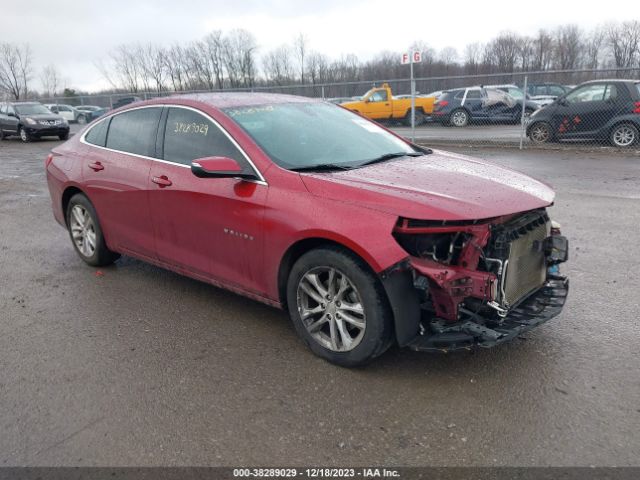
[148,106,267,292]
[81,106,161,259]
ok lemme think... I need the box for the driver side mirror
[191,156,256,180]
[557,98,568,106]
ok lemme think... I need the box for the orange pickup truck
[340,83,435,125]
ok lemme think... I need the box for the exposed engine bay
[392,208,569,352]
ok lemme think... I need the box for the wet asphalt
[0,136,639,467]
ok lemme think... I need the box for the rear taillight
[45,153,54,168]
[435,100,448,110]
[633,101,640,114]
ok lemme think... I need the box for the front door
[553,83,621,138]
[363,90,391,119]
[148,106,267,293]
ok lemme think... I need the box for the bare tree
[554,25,582,70]
[223,29,257,88]
[488,32,520,72]
[463,43,482,74]
[532,29,554,70]
[40,64,61,98]
[584,27,605,69]
[606,20,640,68]
[203,31,226,89]
[293,33,308,84]
[262,45,295,85]
[0,43,32,100]
[139,44,166,91]
[438,46,458,65]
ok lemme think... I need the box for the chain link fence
[34,67,640,150]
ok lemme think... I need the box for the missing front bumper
[407,275,569,353]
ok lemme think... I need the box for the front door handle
[88,161,104,171]
[152,175,172,187]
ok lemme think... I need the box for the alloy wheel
[296,267,366,352]
[70,205,97,257]
[612,125,636,147]
[451,110,468,127]
[530,123,551,143]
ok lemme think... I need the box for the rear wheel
[286,247,393,367]
[403,109,425,126]
[449,109,469,127]
[610,123,638,148]
[529,121,553,144]
[66,193,120,267]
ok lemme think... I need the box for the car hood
[299,150,555,221]
[19,113,64,121]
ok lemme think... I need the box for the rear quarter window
[106,107,161,157]
[635,83,640,97]
[84,118,110,147]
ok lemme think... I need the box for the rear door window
[106,107,161,157]
[162,107,247,168]
[466,90,482,99]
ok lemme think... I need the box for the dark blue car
[432,87,539,127]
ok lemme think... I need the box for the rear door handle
[152,175,172,187]
[88,161,104,171]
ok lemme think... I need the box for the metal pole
[519,75,528,150]
[321,85,325,100]
[410,58,415,142]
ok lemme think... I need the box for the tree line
[1,20,639,100]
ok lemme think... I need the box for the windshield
[15,104,52,115]
[224,102,417,170]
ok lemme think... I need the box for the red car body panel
[45,93,558,316]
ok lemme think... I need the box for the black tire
[449,109,469,127]
[59,131,69,141]
[66,193,120,267]
[403,109,426,126]
[286,246,393,367]
[528,121,553,144]
[0,129,5,140]
[19,126,32,143]
[609,123,638,148]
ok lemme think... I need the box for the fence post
[519,75,528,150]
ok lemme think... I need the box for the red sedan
[45,94,569,367]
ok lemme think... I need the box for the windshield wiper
[290,163,353,172]
[358,151,422,168]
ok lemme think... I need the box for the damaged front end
[382,209,569,352]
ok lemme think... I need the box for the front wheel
[286,247,393,367]
[66,193,120,267]
[449,109,469,127]
[528,121,553,144]
[59,131,69,141]
[610,123,638,148]
[19,127,32,143]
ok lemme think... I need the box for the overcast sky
[3,0,637,92]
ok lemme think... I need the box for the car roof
[157,92,322,109]
[7,101,41,105]
[579,79,639,84]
